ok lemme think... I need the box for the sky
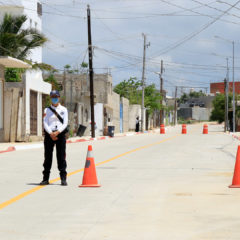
[39,0,240,96]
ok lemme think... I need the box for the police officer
[40,90,68,186]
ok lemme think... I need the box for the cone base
[229,185,240,188]
[79,184,101,188]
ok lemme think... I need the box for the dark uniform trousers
[43,132,67,181]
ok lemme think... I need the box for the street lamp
[214,35,235,132]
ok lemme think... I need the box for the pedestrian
[135,116,140,132]
[40,90,68,186]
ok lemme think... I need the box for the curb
[0,129,163,154]
[0,146,16,154]
[230,133,240,141]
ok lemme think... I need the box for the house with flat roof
[0,1,51,142]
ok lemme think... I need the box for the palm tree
[0,13,47,60]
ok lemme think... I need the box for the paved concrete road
[0,124,240,240]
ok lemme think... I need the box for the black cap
[50,90,60,97]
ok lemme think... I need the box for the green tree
[81,62,88,68]
[114,77,141,104]
[210,94,232,123]
[0,14,47,58]
[4,68,25,82]
[179,93,189,103]
[0,14,48,82]
[114,79,161,113]
[179,91,206,103]
[189,90,206,98]
[44,74,61,91]
[144,84,161,114]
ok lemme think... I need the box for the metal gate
[30,90,38,135]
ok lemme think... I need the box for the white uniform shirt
[43,104,68,134]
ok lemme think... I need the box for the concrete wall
[0,66,4,141]
[121,97,129,132]
[178,107,211,121]
[51,73,113,108]
[129,105,141,131]
[95,103,103,136]
[178,108,192,120]
[112,92,120,134]
[192,107,211,121]
[0,67,3,130]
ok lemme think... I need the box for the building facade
[45,72,130,136]
[210,82,240,95]
[0,1,51,141]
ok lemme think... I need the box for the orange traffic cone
[182,124,187,134]
[203,124,208,134]
[160,124,165,134]
[229,146,240,188]
[79,145,101,187]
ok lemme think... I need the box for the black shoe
[39,180,49,185]
[61,179,68,186]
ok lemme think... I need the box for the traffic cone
[79,145,101,187]
[203,124,208,134]
[160,124,165,134]
[182,124,187,134]
[229,146,240,188]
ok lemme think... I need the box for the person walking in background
[135,116,140,132]
[40,90,68,186]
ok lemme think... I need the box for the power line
[158,0,240,26]
[190,0,240,20]
[149,0,240,58]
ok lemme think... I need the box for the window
[85,109,88,122]
[37,2,42,16]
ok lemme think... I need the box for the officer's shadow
[27,183,61,186]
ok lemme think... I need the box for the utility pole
[232,41,235,132]
[141,33,150,132]
[160,60,164,125]
[174,86,178,125]
[87,5,95,138]
[70,76,73,112]
[226,58,229,131]
[63,70,66,104]
[224,78,227,132]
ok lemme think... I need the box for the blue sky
[41,0,240,96]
